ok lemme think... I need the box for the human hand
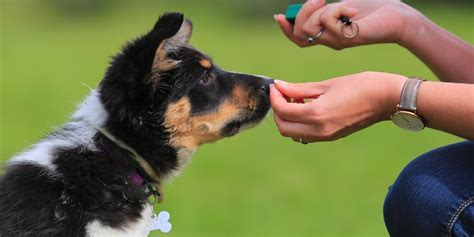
[270,72,406,143]
[274,0,422,49]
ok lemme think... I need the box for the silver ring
[307,29,325,44]
[314,29,325,39]
[341,22,359,39]
[299,138,308,145]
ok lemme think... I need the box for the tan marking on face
[231,86,257,110]
[163,85,258,149]
[199,58,212,69]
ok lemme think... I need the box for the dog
[0,12,273,237]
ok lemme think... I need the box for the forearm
[399,6,474,83]
[384,77,474,140]
[417,82,474,139]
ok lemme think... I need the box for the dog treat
[285,3,303,24]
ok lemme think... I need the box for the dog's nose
[260,78,274,94]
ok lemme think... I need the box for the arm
[270,72,474,142]
[400,11,474,83]
[414,81,474,138]
[275,0,474,83]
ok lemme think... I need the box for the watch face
[392,111,425,131]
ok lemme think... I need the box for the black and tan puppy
[0,13,272,236]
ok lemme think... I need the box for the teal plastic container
[285,3,303,24]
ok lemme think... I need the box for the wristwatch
[391,77,426,131]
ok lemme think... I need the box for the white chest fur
[85,204,155,237]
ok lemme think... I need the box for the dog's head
[99,13,272,171]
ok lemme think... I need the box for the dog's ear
[150,13,193,52]
[167,18,193,47]
[151,13,193,72]
[100,13,192,122]
[102,12,192,86]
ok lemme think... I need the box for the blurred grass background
[1,0,472,236]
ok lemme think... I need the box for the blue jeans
[384,141,474,237]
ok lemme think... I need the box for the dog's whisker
[80,82,94,91]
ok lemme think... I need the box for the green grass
[1,1,472,236]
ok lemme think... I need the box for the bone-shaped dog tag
[150,211,172,233]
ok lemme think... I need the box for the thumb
[274,80,326,99]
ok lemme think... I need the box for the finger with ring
[307,29,325,44]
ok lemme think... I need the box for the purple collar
[90,124,161,201]
[129,172,146,186]
[129,172,160,200]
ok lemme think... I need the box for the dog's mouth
[221,99,271,137]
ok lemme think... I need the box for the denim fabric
[384,141,474,237]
